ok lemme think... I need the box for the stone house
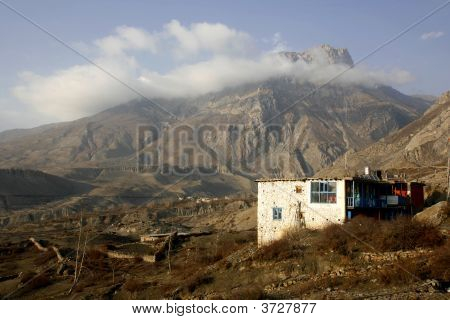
[256,175,424,246]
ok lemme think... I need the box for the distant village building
[256,169,424,246]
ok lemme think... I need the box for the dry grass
[254,228,315,261]
[255,237,306,261]
[228,286,266,299]
[185,232,254,266]
[375,217,444,251]
[428,241,450,281]
[19,271,52,290]
[123,278,146,292]
[83,249,108,271]
[317,216,444,255]
[185,273,214,293]
[33,250,56,265]
[376,258,429,285]
[375,241,450,285]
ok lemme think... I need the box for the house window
[311,181,337,204]
[272,207,282,220]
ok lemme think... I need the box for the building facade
[257,177,424,246]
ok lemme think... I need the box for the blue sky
[0,0,449,131]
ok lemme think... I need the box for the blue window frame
[272,207,282,220]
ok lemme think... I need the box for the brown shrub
[72,281,88,293]
[255,237,305,261]
[317,216,444,255]
[86,249,106,261]
[20,272,52,290]
[292,276,344,296]
[216,237,242,257]
[234,231,256,245]
[96,244,117,251]
[376,258,430,285]
[374,217,444,251]
[33,250,56,265]
[198,253,223,264]
[229,286,266,300]
[317,223,353,256]
[428,241,450,281]
[20,271,37,284]
[191,234,249,266]
[29,274,52,290]
[84,249,108,271]
[123,278,146,292]
[186,273,214,293]
[299,252,320,274]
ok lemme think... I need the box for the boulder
[413,201,449,226]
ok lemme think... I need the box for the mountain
[410,94,437,104]
[280,44,354,66]
[0,99,167,169]
[162,80,430,178]
[0,169,92,210]
[317,91,449,179]
[0,45,432,197]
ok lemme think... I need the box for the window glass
[310,181,337,204]
[328,193,337,203]
[311,182,319,192]
[328,182,336,193]
[272,207,282,220]
[311,193,320,203]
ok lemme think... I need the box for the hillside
[317,91,449,189]
[0,169,92,210]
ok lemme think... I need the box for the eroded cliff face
[318,91,449,178]
[178,80,428,178]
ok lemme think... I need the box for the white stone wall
[257,180,346,246]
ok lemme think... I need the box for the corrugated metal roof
[255,176,422,185]
[255,177,348,182]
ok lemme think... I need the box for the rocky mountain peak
[280,44,354,66]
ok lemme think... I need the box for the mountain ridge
[0,45,434,198]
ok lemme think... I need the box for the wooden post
[73,211,83,286]
[167,235,172,274]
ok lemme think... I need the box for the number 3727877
[261,302,316,314]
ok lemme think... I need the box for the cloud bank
[10,20,414,121]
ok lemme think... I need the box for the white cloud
[8,21,415,123]
[270,32,289,53]
[163,20,254,58]
[95,25,159,55]
[420,31,444,40]
[139,54,293,98]
[12,56,140,120]
[0,97,44,131]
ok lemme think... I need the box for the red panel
[393,183,408,197]
[410,183,424,211]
